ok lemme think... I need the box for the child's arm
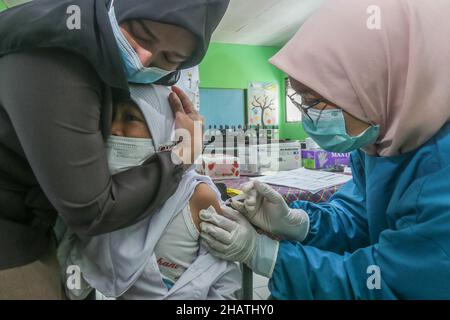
[190,184,243,300]
[189,183,222,232]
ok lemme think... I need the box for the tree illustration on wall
[251,95,275,126]
[248,82,279,127]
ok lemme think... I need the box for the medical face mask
[106,136,156,174]
[302,108,380,153]
[108,2,172,84]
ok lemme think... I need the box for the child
[58,85,242,300]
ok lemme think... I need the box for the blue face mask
[302,108,380,153]
[108,3,172,84]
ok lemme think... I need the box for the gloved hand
[199,205,279,278]
[231,180,310,242]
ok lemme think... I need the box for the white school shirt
[154,204,200,286]
[58,170,242,300]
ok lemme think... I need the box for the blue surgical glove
[199,206,279,278]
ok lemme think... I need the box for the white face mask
[106,136,156,174]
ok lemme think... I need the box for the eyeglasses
[288,93,325,123]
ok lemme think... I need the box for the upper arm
[189,183,221,232]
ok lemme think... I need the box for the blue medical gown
[270,123,450,299]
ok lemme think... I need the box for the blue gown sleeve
[290,151,370,254]
[270,166,450,300]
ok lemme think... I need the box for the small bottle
[267,128,272,145]
[231,126,236,137]
[243,125,250,146]
[260,125,267,142]
[233,133,238,158]
[204,125,212,144]
[212,125,220,148]
[256,124,260,145]
[222,125,227,151]
[273,125,279,140]
[236,125,244,138]
[249,125,257,146]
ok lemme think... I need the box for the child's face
[111,101,151,139]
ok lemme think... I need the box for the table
[215,176,343,205]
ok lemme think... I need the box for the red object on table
[216,176,344,205]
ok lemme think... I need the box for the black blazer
[0,48,182,269]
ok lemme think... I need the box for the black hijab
[0,0,229,89]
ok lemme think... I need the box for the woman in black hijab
[0,0,229,299]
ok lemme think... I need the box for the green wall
[199,43,307,141]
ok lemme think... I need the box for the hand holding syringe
[225,181,310,242]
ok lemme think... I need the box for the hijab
[271,0,450,156]
[0,0,229,89]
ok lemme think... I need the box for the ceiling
[212,0,329,47]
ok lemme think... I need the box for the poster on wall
[247,82,279,127]
[177,66,200,110]
[285,78,302,122]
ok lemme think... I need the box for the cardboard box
[197,155,240,179]
[201,141,302,175]
[251,142,302,173]
[301,150,350,170]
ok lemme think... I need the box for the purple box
[301,150,350,170]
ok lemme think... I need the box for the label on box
[301,150,350,170]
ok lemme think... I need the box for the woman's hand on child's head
[170,87,201,119]
[169,86,204,164]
